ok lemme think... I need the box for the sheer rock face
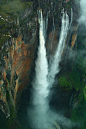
[1,34,38,116]
[0,0,79,117]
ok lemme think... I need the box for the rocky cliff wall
[0,0,79,127]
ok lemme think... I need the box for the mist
[27,10,80,129]
[78,0,86,26]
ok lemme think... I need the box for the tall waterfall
[31,10,49,129]
[33,10,49,107]
[28,9,75,129]
[48,10,69,87]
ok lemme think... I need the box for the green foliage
[59,76,72,90]
[69,56,86,91]
[65,4,71,10]
[71,98,86,128]
[59,53,86,128]
[83,86,86,99]
[58,0,62,2]
[6,91,10,101]
[69,68,82,91]
[6,107,23,129]
[10,107,16,119]
[59,55,86,91]
[6,107,16,128]
[59,48,86,128]
[0,15,12,47]
[0,0,33,16]
[0,0,33,50]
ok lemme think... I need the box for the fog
[78,0,86,26]
[27,9,79,129]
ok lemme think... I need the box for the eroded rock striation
[0,0,79,128]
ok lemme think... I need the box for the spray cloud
[27,9,79,129]
[78,0,86,26]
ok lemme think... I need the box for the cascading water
[48,10,69,87]
[70,8,73,26]
[28,9,76,129]
[32,10,49,110]
[29,10,49,129]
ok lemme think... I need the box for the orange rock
[3,35,37,106]
[0,80,4,85]
[66,0,70,3]
[2,70,6,80]
[3,97,6,103]
[0,92,3,100]
[71,34,77,48]
[4,56,7,59]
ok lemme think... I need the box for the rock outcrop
[0,0,79,128]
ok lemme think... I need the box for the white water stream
[28,9,75,129]
[30,10,49,128]
[48,10,69,87]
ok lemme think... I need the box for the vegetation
[6,107,22,129]
[0,1,33,128]
[0,0,33,49]
[59,49,86,128]
[0,0,86,129]
[59,76,72,90]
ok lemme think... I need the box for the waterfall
[48,10,69,87]
[30,10,49,129]
[28,9,75,129]
[32,10,49,110]
[71,8,73,25]
[53,17,55,31]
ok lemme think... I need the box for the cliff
[0,0,81,128]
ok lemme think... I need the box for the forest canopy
[0,0,33,49]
